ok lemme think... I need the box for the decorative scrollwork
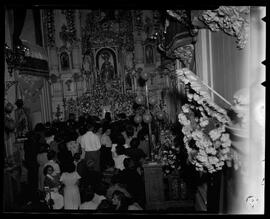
[174,44,194,67]
[198,6,250,49]
[45,9,56,48]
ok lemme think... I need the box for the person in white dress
[37,143,49,191]
[60,163,81,210]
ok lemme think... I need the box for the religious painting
[60,51,70,72]
[95,48,118,82]
[144,44,155,65]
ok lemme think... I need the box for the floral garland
[177,68,232,173]
[155,129,181,176]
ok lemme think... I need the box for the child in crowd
[112,145,128,172]
[37,143,50,191]
[43,165,64,210]
[60,163,81,210]
[44,150,61,179]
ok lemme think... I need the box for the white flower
[221,133,230,142]
[182,104,190,113]
[209,129,221,141]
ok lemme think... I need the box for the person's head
[123,157,135,170]
[125,124,134,137]
[112,190,129,210]
[103,125,111,135]
[73,152,81,162]
[44,129,55,144]
[104,112,111,121]
[115,135,125,146]
[65,162,76,173]
[78,126,86,136]
[43,165,54,176]
[97,199,114,212]
[15,99,24,108]
[130,137,140,149]
[115,145,125,156]
[39,143,50,153]
[47,150,56,161]
[34,123,46,133]
[86,123,94,131]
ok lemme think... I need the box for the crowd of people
[22,112,152,211]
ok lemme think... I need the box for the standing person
[60,163,81,210]
[100,126,113,171]
[37,143,50,191]
[112,145,128,172]
[80,123,101,172]
[44,129,58,154]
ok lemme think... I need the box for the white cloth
[92,193,106,205]
[79,201,98,210]
[113,154,128,171]
[81,131,101,152]
[128,202,143,210]
[101,134,112,148]
[44,160,60,177]
[60,171,81,210]
[45,191,64,209]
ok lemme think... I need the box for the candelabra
[4,43,29,77]
[134,70,164,161]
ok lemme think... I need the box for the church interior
[3,6,266,214]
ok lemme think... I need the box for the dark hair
[78,126,86,135]
[34,123,46,132]
[115,145,125,155]
[97,199,114,211]
[130,138,140,149]
[15,99,24,108]
[125,125,134,137]
[65,162,76,173]
[44,129,55,138]
[102,125,111,134]
[84,186,95,202]
[123,157,134,170]
[86,123,94,131]
[73,153,81,161]
[115,135,125,146]
[47,150,56,160]
[43,165,54,176]
[137,129,148,141]
[38,143,50,153]
[112,190,129,210]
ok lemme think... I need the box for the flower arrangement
[77,81,135,118]
[155,128,181,176]
[176,68,232,174]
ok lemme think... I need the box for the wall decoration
[144,44,155,65]
[95,48,118,82]
[44,9,56,48]
[59,51,70,72]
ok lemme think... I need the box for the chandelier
[4,43,29,77]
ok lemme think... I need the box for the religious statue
[14,99,31,137]
[100,52,115,82]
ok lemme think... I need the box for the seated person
[117,158,145,208]
[112,144,128,172]
[112,190,143,211]
[43,165,64,210]
[44,150,61,179]
[79,185,106,210]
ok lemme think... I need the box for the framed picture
[59,51,71,72]
[144,44,155,66]
[95,47,118,82]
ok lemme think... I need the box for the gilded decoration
[44,9,56,48]
[82,10,134,52]
[198,6,250,49]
